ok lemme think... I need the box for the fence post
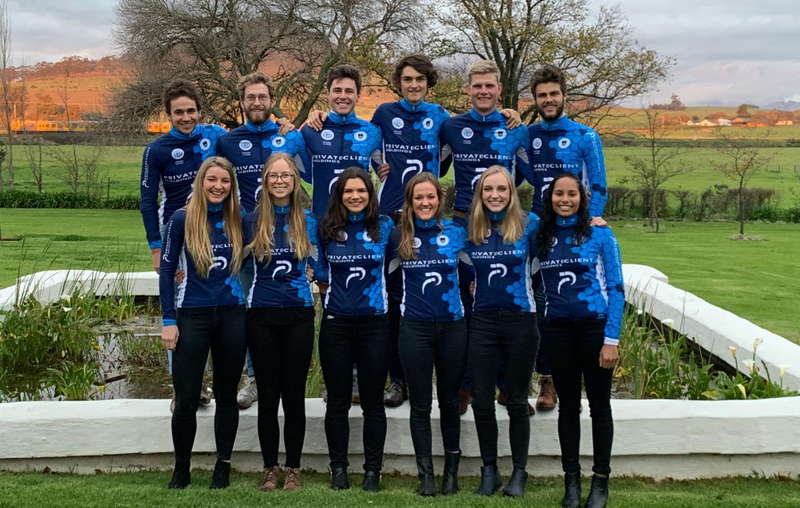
[107,177,111,201]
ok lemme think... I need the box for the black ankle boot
[209,459,231,489]
[503,467,528,498]
[563,472,581,508]
[441,451,460,495]
[168,459,191,489]
[584,475,609,508]
[416,456,436,496]
[474,464,502,496]
[330,467,349,490]
[362,470,381,492]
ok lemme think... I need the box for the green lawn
[0,471,798,508]
[1,209,797,343]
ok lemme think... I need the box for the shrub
[0,190,139,210]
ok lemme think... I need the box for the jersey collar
[556,214,579,228]
[469,108,502,123]
[169,125,202,140]
[244,119,278,133]
[400,99,427,112]
[347,211,366,222]
[488,208,507,222]
[328,111,359,125]
[273,203,290,215]
[414,216,438,229]
[207,202,224,213]
[540,114,569,131]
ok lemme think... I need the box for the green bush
[0,190,139,210]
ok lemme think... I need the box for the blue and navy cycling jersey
[525,115,607,217]
[537,215,624,345]
[140,124,227,249]
[318,213,394,316]
[387,218,467,321]
[216,121,311,214]
[159,204,246,325]
[243,205,325,308]
[371,99,451,213]
[300,111,383,217]
[439,109,531,213]
[463,210,540,313]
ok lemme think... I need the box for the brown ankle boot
[458,388,473,415]
[283,467,303,490]
[536,375,557,410]
[259,465,280,491]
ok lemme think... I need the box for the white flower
[779,365,789,379]
[661,318,674,329]
[61,307,73,312]
[753,338,764,353]
[743,359,756,374]
[60,294,71,304]
[637,308,643,315]
[729,346,738,358]
[736,383,747,399]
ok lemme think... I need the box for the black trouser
[385,210,406,384]
[172,305,247,462]
[246,306,315,469]
[469,310,539,470]
[546,319,613,476]
[319,311,390,472]
[534,281,552,376]
[398,317,468,458]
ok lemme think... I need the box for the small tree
[735,103,749,118]
[0,0,13,189]
[624,107,690,231]
[711,128,774,237]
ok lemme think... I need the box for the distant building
[730,118,748,126]
[697,119,717,127]
[776,120,794,126]
[717,118,731,126]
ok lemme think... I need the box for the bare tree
[15,60,43,193]
[711,128,774,237]
[112,0,421,128]
[425,0,673,122]
[624,108,689,231]
[0,0,13,188]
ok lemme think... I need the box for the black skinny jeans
[546,318,613,476]
[246,307,315,469]
[398,317,468,458]
[319,311,390,472]
[469,310,539,470]
[172,305,247,462]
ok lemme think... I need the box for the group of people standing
[143,54,624,508]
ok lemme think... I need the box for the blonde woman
[462,165,541,498]
[160,156,246,490]
[243,152,324,491]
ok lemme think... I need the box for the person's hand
[590,216,607,227]
[599,344,618,369]
[316,280,329,296]
[162,325,179,351]
[376,163,390,182]
[276,117,296,135]
[500,108,522,129]
[175,270,185,284]
[306,264,315,282]
[151,248,161,274]
[305,110,327,132]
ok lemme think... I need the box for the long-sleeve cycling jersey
[300,111,383,218]
[387,217,467,321]
[370,99,452,213]
[536,214,624,345]
[216,120,311,214]
[439,109,531,213]
[242,205,325,308]
[318,213,394,316]
[525,115,607,218]
[463,210,540,313]
[140,124,227,249]
[159,203,246,325]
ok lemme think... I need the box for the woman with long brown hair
[387,172,468,496]
[462,165,541,498]
[243,152,323,492]
[316,167,394,493]
[159,156,246,490]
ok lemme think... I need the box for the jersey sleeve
[306,213,328,282]
[386,226,401,273]
[140,143,163,249]
[597,227,624,345]
[299,125,315,184]
[583,129,607,217]
[159,211,186,325]
[513,127,534,186]
[370,126,384,167]
[286,131,313,184]
[439,125,453,173]
[242,212,257,246]
[526,212,540,255]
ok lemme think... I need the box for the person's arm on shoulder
[500,108,522,129]
[275,116,296,135]
[598,228,624,368]
[140,144,163,270]
[305,110,327,131]
[584,128,608,218]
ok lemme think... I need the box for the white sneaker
[237,376,258,409]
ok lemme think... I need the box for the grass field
[5,144,799,208]
[0,209,797,343]
[0,471,798,508]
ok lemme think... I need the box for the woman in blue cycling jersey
[160,156,246,490]
[536,172,623,508]
[463,165,540,498]
[388,172,468,496]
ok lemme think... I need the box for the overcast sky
[7,0,799,107]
